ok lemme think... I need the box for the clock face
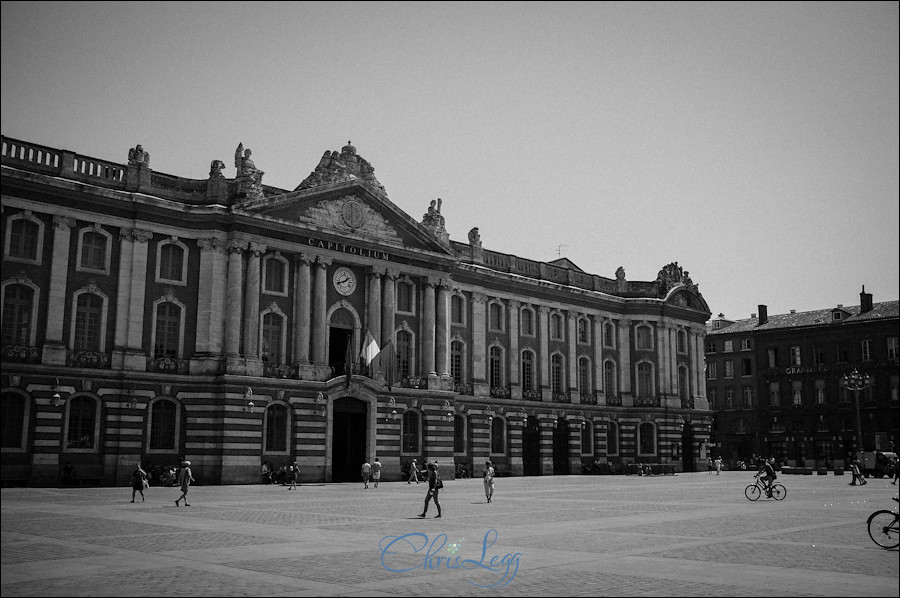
[333,267,357,296]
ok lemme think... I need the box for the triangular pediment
[236,180,455,256]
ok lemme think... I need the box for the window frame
[262,253,289,297]
[155,238,189,286]
[75,225,112,275]
[147,397,181,453]
[4,212,44,265]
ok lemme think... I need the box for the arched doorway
[522,416,541,476]
[553,418,570,475]
[329,308,355,376]
[682,422,695,472]
[332,397,367,482]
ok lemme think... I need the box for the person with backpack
[418,461,442,518]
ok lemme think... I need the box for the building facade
[1,135,711,487]
[706,290,899,468]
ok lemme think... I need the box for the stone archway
[331,396,367,482]
[553,418,570,475]
[522,417,541,476]
[682,422,696,472]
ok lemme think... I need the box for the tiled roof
[706,300,899,335]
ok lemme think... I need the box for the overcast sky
[2,1,897,321]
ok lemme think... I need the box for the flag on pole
[344,336,353,388]
[360,330,379,368]
[371,341,396,390]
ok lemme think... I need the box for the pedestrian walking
[130,462,147,503]
[707,458,713,475]
[289,462,299,490]
[174,460,194,506]
[849,457,867,486]
[418,461,442,518]
[361,459,372,489]
[715,457,722,475]
[482,460,495,503]
[407,459,420,484]
[372,458,382,488]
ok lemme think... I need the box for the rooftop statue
[295,141,386,195]
[128,144,150,166]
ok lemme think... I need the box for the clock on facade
[333,266,357,296]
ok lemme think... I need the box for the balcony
[453,382,473,395]
[66,350,111,369]
[522,389,540,400]
[635,396,659,408]
[490,386,511,399]
[263,363,298,379]
[552,392,571,403]
[147,356,189,374]
[399,376,428,389]
[581,393,598,405]
[680,397,695,409]
[606,395,622,406]
[2,344,41,363]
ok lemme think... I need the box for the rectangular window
[724,340,733,352]
[742,358,752,377]
[891,375,898,403]
[768,348,777,368]
[836,342,848,362]
[769,382,780,407]
[706,362,717,379]
[792,380,803,405]
[888,338,899,359]
[861,340,871,361]
[743,387,754,408]
[812,344,825,365]
[397,283,412,313]
[725,389,734,409]
[706,341,716,354]
[724,360,734,379]
[790,346,801,366]
[741,338,751,351]
[815,379,826,404]
[708,388,717,410]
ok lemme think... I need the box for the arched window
[581,421,593,455]
[636,325,653,350]
[65,396,97,450]
[639,422,656,455]
[402,410,420,453]
[149,399,177,451]
[551,354,564,393]
[451,294,464,325]
[603,321,615,347]
[74,293,103,351]
[79,229,108,271]
[604,360,617,397]
[454,414,466,454]
[6,215,41,262]
[551,313,563,340]
[607,421,619,455]
[489,302,503,331]
[154,302,181,358]
[489,346,503,388]
[521,350,535,393]
[263,255,287,294]
[637,362,653,397]
[491,417,506,454]
[262,312,284,364]
[578,318,589,343]
[677,329,688,353]
[1,391,28,450]
[521,307,534,336]
[397,330,412,378]
[2,284,34,345]
[578,357,591,394]
[265,404,289,453]
[450,340,463,384]
[158,241,186,283]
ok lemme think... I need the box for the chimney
[860,285,873,314]
[758,305,768,325]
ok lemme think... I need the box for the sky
[2,1,898,322]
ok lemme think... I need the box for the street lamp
[842,369,869,454]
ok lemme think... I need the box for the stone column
[509,300,521,400]
[294,254,314,366]
[539,306,551,401]
[593,315,604,404]
[224,240,246,358]
[111,228,134,369]
[42,216,76,365]
[367,267,384,347]
[657,321,669,397]
[242,242,266,362]
[540,415,555,475]
[124,228,152,370]
[312,257,332,369]
[471,293,488,396]
[423,277,437,377]
[567,312,578,401]
[618,320,632,403]
[381,268,398,347]
[191,237,226,373]
[436,280,451,380]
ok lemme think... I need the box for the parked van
[856,451,898,478]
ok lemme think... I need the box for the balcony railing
[552,392,571,403]
[453,382,473,395]
[399,376,428,389]
[581,393,598,405]
[66,350,111,369]
[606,395,622,406]
[263,363,298,379]
[2,344,42,363]
[147,356,189,374]
[680,397,695,409]
[522,389,540,400]
[635,396,659,407]
[490,386,511,399]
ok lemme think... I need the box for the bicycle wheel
[771,484,787,501]
[867,510,900,549]
[745,484,761,501]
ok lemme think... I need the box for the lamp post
[842,369,869,454]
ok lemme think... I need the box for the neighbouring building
[1,135,712,487]
[705,288,899,469]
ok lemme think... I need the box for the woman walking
[175,460,194,506]
[130,462,147,502]
[418,461,442,518]
[482,460,495,503]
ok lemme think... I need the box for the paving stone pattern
[1,473,897,596]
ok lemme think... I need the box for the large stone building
[1,135,712,487]
[705,289,899,468]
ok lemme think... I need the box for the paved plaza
[1,471,897,597]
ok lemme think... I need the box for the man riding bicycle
[756,457,777,496]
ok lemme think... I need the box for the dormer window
[832,311,843,322]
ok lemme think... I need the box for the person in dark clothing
[418,461,442,518]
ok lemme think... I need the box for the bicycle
[744,476,786,501]
[867,497,899,549]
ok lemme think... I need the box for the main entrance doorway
[332,397,367,482]
[553,418,570,474]
[522,417,541,476]
[682,423,695,472]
